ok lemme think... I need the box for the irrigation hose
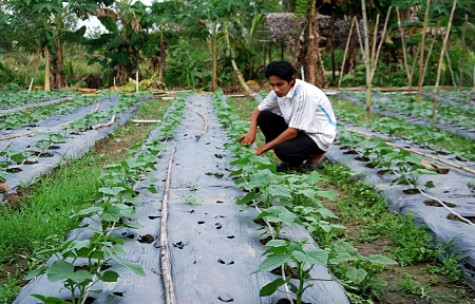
[187,107,209,139]
[160,144,177,304]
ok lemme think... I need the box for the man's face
[269,75,295,97]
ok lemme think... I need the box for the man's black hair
[265,61,296,82]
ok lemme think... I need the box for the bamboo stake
[337,17,356,91]
[0,143,12,153]
[0,130,41,142]
[444,51,456,87]
[187,107,209,139]
[349,129,475,175]
[91,103,100,114]
[161,144,177,304]
[417,0,431,103]
[396,7,412,89]
[92,114,117,130]
[432,0,457,125]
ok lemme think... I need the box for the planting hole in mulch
[172,241,185,249]
[365,162,376,168]
[217,296,234,303]
[260,235,272,245]
[31,151,54,157]
[148,215,160,220]
[198,220,205,224]
[227,235,235,239]
[423,199,456,208]
[48,145,61,150]
[113,291,123,297]
[23,160,38,165]
[216,200,224,204]
[67,297,95,304]
[436,150,450,156]
[377,169,390,175]
[138,234,155,244]
[276,299,310,304]
[215,223,223,229]
[403,188,420,194]
[355,156,370,161]
[446,213,473,223]
[6,167,22,173]
[343,150,358,154]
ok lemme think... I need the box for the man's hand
[239,132,255,145]
[254,146,266,155]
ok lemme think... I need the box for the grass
[0,96,171,303]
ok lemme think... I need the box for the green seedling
[26,233,145,304]
[329,240,397,299]
[254,238,329,304]
[254,206,298,239]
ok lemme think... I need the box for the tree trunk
[417,0,431,103]
[224,22,250,94]
[115,64,129,86]
[361,0,371,121]
[305,0,317,85]
[432,0,457,125]
[159,33,166,83]
[458,14,468,91]
[52,15,66,89]
[44,47,51,92]
[208,22,218,91]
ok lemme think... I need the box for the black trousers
[257,110,325,166]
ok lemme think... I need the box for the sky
[76,0,154,36]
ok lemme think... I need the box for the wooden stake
[432,0,457,125]
[187,107,208,139]
[0,130,41,142]
[337,17,356,91]
[91,103,100,114]
[92,114,117,130]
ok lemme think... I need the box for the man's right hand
[239,132,255,145]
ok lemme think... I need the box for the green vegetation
[0,97,172,303]
[225,94,472,302]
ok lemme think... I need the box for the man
[240,60,337,172]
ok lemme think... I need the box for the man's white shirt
[258,79,337,151]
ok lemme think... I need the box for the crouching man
[240,60,337,172]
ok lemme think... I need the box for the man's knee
[257,110,275,126]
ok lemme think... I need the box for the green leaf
[365,254,398,266]
[99,187,127,196]
[99,270,119,282]
[253,254,291,273]
[112,258,146,276]
[32,295,70,304]
[259,278,287,296]
[69,270,92,284]
[304,249,329,265]
[46,260,74,282]
[267,184,292,199]
[345,267,367,284]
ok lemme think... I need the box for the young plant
[26,233,145,304]
[254,238,329,304]
[253,206,298,239]
[329,240,397,299]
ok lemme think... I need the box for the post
[136,70,139,93]
[28,78,34,92]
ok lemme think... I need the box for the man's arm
[239,108,260,145]
[254,127,298,155]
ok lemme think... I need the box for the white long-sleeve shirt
[258,79,337,151]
